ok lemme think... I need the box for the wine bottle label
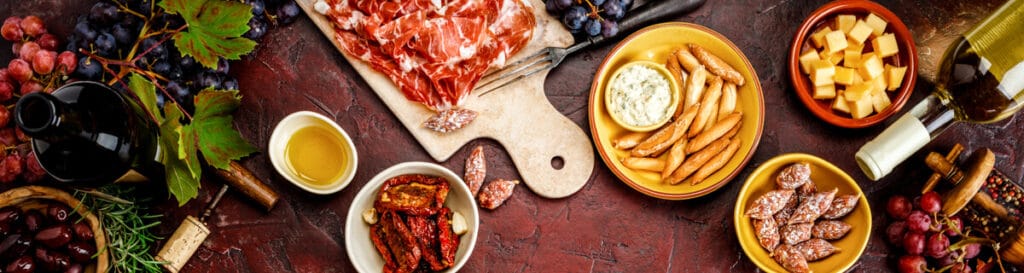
[967,0,1024,99]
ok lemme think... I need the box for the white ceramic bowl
[345,162,480,273]
[268,111,358,195]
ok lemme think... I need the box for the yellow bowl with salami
[345,162,479,273]
[734,153,870,273]
[589,22,764,200]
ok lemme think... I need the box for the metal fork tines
[474,41,591,96]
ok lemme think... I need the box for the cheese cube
[834,67,856,85]
[837,14,857,33]
[810,26,833,49]
[832,91,851,113]
[858,54,884,80]
[811,60,836,86]
[886,64,908,91]
[853,72,864,84]
[850,95,874,119]
[865,13,888,36]
[847,38,865,52]
[799,49,821,74]
[843,49,862,68]
[872,91,892,112]
[871,76,888,94]
[814,84,837,99]
[845,82,873,101]
[824,30,848,54]
[847,20,873,44]
[820,49,843,65]
[872,33,900,58]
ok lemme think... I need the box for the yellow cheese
[832,91,851,113]
[810,26,833,49]
[824,30,848,54]
[847,20,873,44]
[814,84,836,99]
[886,64,908,91]
[824,50,843,65]
[845,82,873,101]
[847,38,864,52]
[872,33,899,58]
[871,76,888,95]
[872,91,892,113]
[843,49,862,68]
[834,66,856,86]
[853,72,864,84]
[850,95,874,119]
[799,49,821,74]
[865,13,888,36]
[858,54,884,80]
[811,60,836,86]
[837,14,857,33]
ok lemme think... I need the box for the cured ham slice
[325,0,536,132]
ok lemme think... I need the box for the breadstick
[613,131,650,150]
[704,99,719,132]
[689,137,741,185]
[674,47,702,73]
[662,137,687,179]
[689,76,723,138]
[621,157,665,172]
[686,113,741,155]
[724,120,742,139]
[666,55,688,119]
[667,137,730,184]
[683,65,707,112]
[718,82,737,120]
[688,44,744,86]
[631,105,699,157]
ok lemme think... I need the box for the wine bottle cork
[156,216,210,273]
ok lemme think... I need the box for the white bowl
[268,111,358,195]
[345,162,480,273]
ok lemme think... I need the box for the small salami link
[797,179,817,201]
[753,217,780,251]
[746,189,795,219]
[772,244,810,273]
[822,194,860,219]
[795,238,839,261]
[464,146,486,196]
[812,220,852,240]
[781,222,813,245]
[788,188,837,224]
[478,179,518,209]
[776,162,811,190]
[774,195,799,226]
[424,108,479,133]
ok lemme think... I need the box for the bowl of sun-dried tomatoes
[345,162,479,273]
[734,154,871,273]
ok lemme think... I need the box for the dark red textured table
[1,0,1018,272]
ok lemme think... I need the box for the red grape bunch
[0,15,76,184]
[885,192,993,273]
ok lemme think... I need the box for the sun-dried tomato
[437,208,459,266]
[376,174,450,216]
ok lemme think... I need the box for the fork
[475,0,707,96]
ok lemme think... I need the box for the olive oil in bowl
[269,111,358,194]
[285,126,348,187]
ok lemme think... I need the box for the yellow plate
[734,153,871,273]
[588,22,765,200]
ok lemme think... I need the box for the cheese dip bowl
[604,60,680,132]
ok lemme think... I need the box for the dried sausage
[776,162,811,190]
[788,188,837,224]
[822,194,860,219]
[796,238,839,261]
[478,179,518,210]
[464,146,486,196]
[753,218,780,251]
[781,223,814,246]
[812,220,852,240]
[772,244,810,273]
[745,189,795,219]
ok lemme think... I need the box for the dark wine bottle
[856,0,1024,180]
[14,81,162,187]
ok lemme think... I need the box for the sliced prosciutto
[325,0,536,132]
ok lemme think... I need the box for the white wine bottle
[856,0,1024,181]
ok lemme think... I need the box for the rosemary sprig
[77,185,165,273]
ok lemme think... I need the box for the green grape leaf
[126,73,163,123]
[192,89,257,170]
[160,103,201,206]
[160,0,256,69]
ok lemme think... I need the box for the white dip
[608,64,672,127]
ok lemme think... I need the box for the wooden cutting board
[296,0,593,198]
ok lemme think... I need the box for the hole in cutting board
[551,156,564,170]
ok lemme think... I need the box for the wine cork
[156,216,210,273]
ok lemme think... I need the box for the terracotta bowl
[788,0,918,128]
[589,22,765,200]
[734,154,871,273]
[0,186,108,273]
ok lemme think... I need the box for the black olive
[4,255,33,273]
[35,247,70,272]
[34,225,72,248]
[65,241,95,263]
[65,263,83,273]
[22,211,43,233]
[46,205,71,223]
[71,222,92,242]
[0,234,31,261]
[0,207,22,226]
